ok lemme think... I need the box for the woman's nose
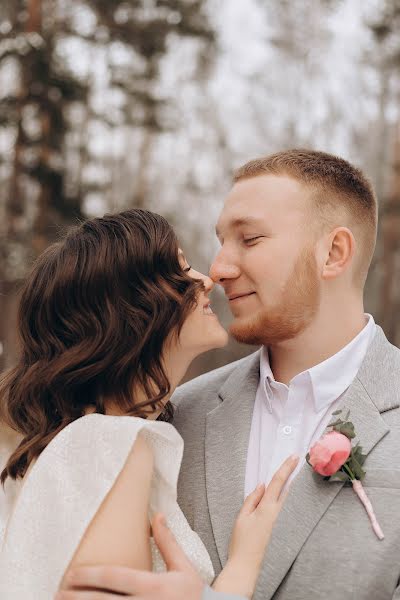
[201,273,214,293]
[191,268,214,293]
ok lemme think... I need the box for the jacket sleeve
[202,585,248,600]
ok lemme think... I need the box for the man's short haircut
[234,149,378,289]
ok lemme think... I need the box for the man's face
[210,174,321,345]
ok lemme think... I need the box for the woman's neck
[104,345,194,420]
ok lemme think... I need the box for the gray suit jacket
[172,326,400,600]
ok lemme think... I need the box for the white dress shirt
[244,314,377,497]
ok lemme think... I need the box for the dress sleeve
[0,424,22,545]
[0,413,182,599]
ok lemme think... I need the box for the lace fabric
[0,423,22,547]
[0,414,214,599]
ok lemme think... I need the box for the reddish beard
[229,246,320,346]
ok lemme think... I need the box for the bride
[0,209,297,599]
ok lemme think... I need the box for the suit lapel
[254,327,398,600]
[205,351,260,566]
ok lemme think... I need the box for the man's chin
[229,313,309,346]
[229,318,265,346]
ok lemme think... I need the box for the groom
[62,149,400,599]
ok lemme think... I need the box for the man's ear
[321,227,355,280]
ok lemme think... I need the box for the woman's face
[177,250,228,356]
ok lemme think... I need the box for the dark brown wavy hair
[0,209,203,483]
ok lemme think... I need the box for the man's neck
[268,305,367,386]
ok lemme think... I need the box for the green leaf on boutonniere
[346,449,366,480]
[332,410,342,416]
[332,421,356,439]
[330,471,350,483]
[329,418,344,428]
[306,452,311,466]
[352,444,367,466]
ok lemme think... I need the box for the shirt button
[282,425,292,435]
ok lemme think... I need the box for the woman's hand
[213,455,299,598]
[57,514,206,600]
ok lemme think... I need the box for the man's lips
[227,292,256,302]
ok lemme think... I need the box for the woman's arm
[57,453,297,599]
[61,433,154,582]
[58,514,245,600]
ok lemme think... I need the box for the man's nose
[209,256,240,283]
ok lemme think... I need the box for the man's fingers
[240,483,265,515]
[263,455,299,502]
[61,565,152,596]
[151,513,195,573]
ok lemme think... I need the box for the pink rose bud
[309,431,352,476]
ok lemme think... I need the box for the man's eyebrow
[215,216,262,236]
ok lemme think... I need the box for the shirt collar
[308,314,376,412]
[260,314,376,413]
[260,347,274,412]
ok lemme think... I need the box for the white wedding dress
[0,413,215,599]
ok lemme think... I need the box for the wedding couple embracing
[1,149,399,600]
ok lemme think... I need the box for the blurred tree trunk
[0,0,215,370]
[367,1,400,346]
[379,122,400,345]
[1,0,87,369]
[131,129,154,208]
[1,1,45,371]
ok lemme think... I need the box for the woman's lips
[203,304,215,315]
[202,300,217,316]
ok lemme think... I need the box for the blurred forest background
[1,0,400,380]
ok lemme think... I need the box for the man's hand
[56,514,205,600]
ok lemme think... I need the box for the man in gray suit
[63,149,400,600]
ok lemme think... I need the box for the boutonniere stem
[306,409,384,540]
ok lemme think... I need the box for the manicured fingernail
[290,454,300,461]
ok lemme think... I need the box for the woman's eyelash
[183,265,192,272]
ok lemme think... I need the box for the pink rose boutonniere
[306,409,384,540]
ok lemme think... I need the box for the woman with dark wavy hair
[0,209,296,600]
